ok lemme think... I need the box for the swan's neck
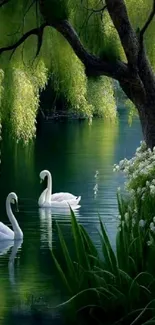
[47,172,52,193]
[45,172,52,202]
[6,199,23,240]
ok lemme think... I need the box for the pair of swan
[0,170,81,241]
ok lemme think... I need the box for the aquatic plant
[52,206,155,325]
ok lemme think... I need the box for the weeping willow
[0,0,154,141]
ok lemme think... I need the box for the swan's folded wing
[0,231,14,241]
[0,240,13,255]
[0,222,14,237]
[51,192,77,202]
[38,189,48,206]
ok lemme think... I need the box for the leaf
[70,207,90,270]
[57,223,78,290]
[51,250,72,294]
[99,217,117,273]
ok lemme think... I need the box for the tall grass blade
[51,250,72,294]
[56,223,78,290]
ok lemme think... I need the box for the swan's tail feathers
[76,196,81,204]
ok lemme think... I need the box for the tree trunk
[120,75,155,149]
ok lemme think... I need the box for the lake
[0,109,142,324]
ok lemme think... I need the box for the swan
[0,192,23,241]
[38,170,81,209]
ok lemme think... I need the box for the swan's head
[7,192,19,212]
[7,192,18,204]
[39,170,50,183]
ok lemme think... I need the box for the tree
[0,0,155,147]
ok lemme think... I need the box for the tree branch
[139,0,155,44]
[0,17,130,81]
[105,0,139,71]
[83,4,107,24]
[84,4,107,13]
[0,23,48,57]
[52,20,130,81]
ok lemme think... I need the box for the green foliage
[43,29,92,117]
[70,0,124,59]
[52,141,155,323]
[0,0,154,141]
[125,99,138,126]
[52,206,155,325]
[87,77,117,119]
[125,0,155,66]
[2,60,48,142]
[41,0,69,22]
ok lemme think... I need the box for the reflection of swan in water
[8,240,23,287]
[39,208,52,249]
[39,206,80,249]
[0,239,23,287]
[94,170,99,199]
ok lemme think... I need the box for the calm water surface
[0,110,142,324]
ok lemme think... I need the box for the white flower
[139,219,146,228]
[113,164,119,172]
[119,160,124,167]
[147,241,152,246]
[150,222,155,232]
[137,187,141,194]
[124,212,129,222]
[132,218,136,227]
[150,185,155,195]
[153,217,155,223]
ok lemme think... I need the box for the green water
[0,112,142,324]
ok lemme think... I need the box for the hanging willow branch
[139,0,155,44]
[0,23,48,58]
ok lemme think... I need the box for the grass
[51,193,155,325]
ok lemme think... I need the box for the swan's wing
[38,189,47,206]
[0,222,14,237]
[0,240,13,255]
[0,231,14,241]
[51,192,78,202]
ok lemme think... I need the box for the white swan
[38,170,81,209]
[0,192,23,241]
